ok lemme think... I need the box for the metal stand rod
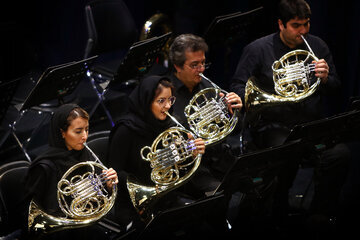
[87,72,115,127]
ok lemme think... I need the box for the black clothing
[169,72,213,130]
[23,103,110,240]
[230,32,350,220]
[167,73,227,196]
[107,75,180,227]
[26,148,93,216]
[231,33,340,130]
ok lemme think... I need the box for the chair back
[84,0,138,59]
[86,130,111,166]
[0,160,30,235]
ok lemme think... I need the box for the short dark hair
[278,0,311,27]
[169,34,208,68]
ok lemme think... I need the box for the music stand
[0,78,20,147]
[86,32,172,127]
[0,78,20,126]
[212,140,303,196]
[111,32,172,84]
[203,6,264,46]
[136,193,225,239]
[20,56,97,111]
[3,56,97,161]
[285,109,360,147]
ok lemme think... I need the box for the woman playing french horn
[24,104,118,239]
[107,76,205,227]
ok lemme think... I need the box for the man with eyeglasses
[168,33,242,130]
[166,33,243,209]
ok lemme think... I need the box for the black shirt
[168,73,213,130]
[230,32,341,129]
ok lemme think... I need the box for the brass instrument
[245,35,320,112]
[139,13,173,67]
[126,112,201,221]
[184,73,239,146]
[28,143,117,234]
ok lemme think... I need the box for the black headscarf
[25,103,92,215]
[110,75,174,141]
[31,103,90,167]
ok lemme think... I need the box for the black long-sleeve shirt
[230,32,341,129]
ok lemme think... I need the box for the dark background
[1,0,359,111]
[0,0,359,237]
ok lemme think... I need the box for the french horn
[245,35,320,112]
[184,73,239,146]
[28,143,117,234]
[126,112,201,221]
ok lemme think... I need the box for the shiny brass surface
[139,13,172,66]
[185,74,239,146]
[245,49,320,112]
[28,160,117,234]
[127,127,201,221]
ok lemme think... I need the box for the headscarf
[29,103,91,175]
[25,103,92,215]
[110,75,174,141]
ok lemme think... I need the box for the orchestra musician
[167,33,243,197]
[106,75,205,231]
[230,0,350,232]
[24,103,118,239]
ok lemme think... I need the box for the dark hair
[154,78,175,99]
[278,0,311,27]
[169,34,208,68]
[61,107,89,131]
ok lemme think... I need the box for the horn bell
[245,49,320,113]
[126,127,201,222]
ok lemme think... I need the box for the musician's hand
[187,133,205,156]
[313,59,329,84]
[220,92,243,115]
[103,168,118,191]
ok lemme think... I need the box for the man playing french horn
[167,33,243,198]
[230,0,349,232]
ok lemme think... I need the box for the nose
[164,100,172,109]
[299,25,308,35]
[81,130,88,141]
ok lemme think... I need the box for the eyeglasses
[186,62,211,70]
[156,96,176,107]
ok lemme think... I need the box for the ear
[61,129,65,138]
[174,64,182,73]
[278,19,284,31]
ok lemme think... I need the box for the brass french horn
[28,143,117,234]
[126,112,201,221]
[245,35,320,112]
[139,13,173,67]
[184,73,239,146]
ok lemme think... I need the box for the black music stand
[203,6,264,46]
[111,32,172,84]
[136,193,226,239]
[0,78,20,147]
[86,32,172,127]
[20,56,97,111]
[285,109,360,148]
[3,56,97,161]
[0,79,20,127]
[212,140,303,196]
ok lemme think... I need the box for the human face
[61,117,89,151]
[151,86,173,121]
[174,50,206,92]
[279,17,310,48]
